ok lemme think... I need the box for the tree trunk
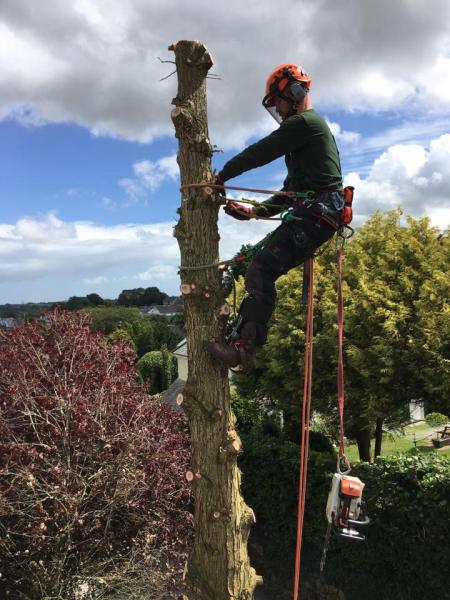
[355,428,372,462]
[170,40,261,600]
[374,417,383,458]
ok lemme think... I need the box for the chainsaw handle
[337,454,351,475]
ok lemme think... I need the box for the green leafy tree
[235,211,449,461]
[124,319,155,358]
[107,327,137,352]
[425,412,449,428]
[148,315,181,350]
[86,307,182,359]
[66,295,91,310]
[86,292,104,306]
[85,306,143,334]
[137,346,177,394]
[117,286,168,307]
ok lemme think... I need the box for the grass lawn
[344,421,450,463]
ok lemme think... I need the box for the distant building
[409,399,425,422]
[0,318,17,330]
[140,303,183,317]
[173,338,188,380]
[160,339,188,413]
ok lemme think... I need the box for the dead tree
[170,40,261,600]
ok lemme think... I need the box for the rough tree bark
[170,40,261,600]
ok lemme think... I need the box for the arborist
[207,63,345,370]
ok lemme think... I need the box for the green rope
[229,189,317,214]
[280,208,295,223]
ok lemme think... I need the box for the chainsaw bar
[320,519,333,572]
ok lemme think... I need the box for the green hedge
[239,428,450,599]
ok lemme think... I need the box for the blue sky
[1,0,449,303]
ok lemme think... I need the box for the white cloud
[327,120,361,144]
[344,134,450,227]
[0,209,276,302]
[82,275,108,285]
[137,265,178,281]
[1,131,448,303]
[1,0,449,147]
[119,154,178,200]
[101,196,117,210]
[370,145,428,181]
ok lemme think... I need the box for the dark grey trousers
[237,216,335,345]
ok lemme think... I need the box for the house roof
[0,318,16,329]
[174,338,187,357]
[148,304,183,314]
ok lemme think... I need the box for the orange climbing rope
[336,245,347,463]
[293,256,314,600]
[293,241,350,599]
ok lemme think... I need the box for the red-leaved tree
[0,311,192,599]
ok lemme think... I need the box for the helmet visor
[262,93,283,124]
[264,104,283,124]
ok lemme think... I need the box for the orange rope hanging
[336,245,348,462]
[293,256,315,600]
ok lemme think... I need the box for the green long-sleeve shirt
[220,109,343,216]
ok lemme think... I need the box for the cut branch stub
[171,106,193,128]
[228,438,242,455]
[180,283,196,295]
[202,186,214,198]
[219,303,230,317]
[176,393,184,406]
[241,506,256,527]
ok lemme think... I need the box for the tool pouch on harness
[342,186,354,225]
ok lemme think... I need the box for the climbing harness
[180,182,356,234]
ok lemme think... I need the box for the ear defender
[288,80,307,103]
[281,67,307,104]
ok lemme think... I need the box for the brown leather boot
[206,338,256,371]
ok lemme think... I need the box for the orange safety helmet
[262,63,311,122]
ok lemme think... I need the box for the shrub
[328,454,450,599]
[239,425,335,595]
[137,346,177,394]
[0,311,192,599]
[231,393,263,435]
[239,425,450,600]
[425,411,449,428]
